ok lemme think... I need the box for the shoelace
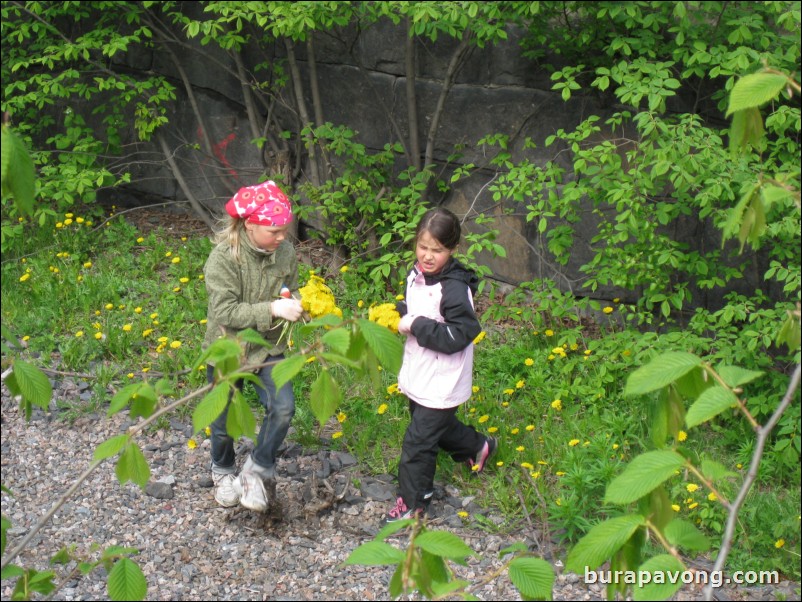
[388,497,407,518]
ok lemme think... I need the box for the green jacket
[203,232,299,367]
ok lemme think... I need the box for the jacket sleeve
[204,248,274,332]
[409,279,481,355]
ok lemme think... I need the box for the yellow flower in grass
[510,428,519,435]
[603,306,614,314]
[75,331,84,338]
[551,399,562,411]
[205,427,212,436]
[457,511,469,518]
[530,471,541,479]
[94,332,104,340]
[187,439,197,450]
[516,446,525,452]
[83,261,92,268]
[544,329,554,337]
[105,303,114,310]
[134,307,143,314]
[368,303,400,333]
[686,483,699,493]
[332,432,343,439]
[122,324,132,332]
[478,415,489,423]
[488,426,498,433]
[677,430,688,442]
[672,504,681,512]
[688,502,698,509]
[340,265,349,273]
[387,383,399,395]
[524,358,534,366]
[708,492,717,502]
[555,471,566,476]
[179,277,190,284]
[516,380,525,389]
[496,461,504,467]
[337,412,347,423]
[473,331,486,345]
[377,403,388,415]
[521,462,534,470]
[568,439,580,447]
[171,257,181,264]
[775,539,785,548]
[142,329,153,337]
[170,340,182,349]
[526,424,535,432]
[127,373,134,379]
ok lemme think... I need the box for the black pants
[398,399,486,510]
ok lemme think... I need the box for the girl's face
[415,230,454,275]
[246,223,290,252]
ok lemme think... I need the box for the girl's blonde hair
[212,215,245,263]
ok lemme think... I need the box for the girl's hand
[398,314,417,335]
[271,298,304,322]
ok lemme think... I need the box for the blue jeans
[207,359,295,479]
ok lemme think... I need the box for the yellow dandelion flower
[686,483,699,493]
[180,277,190,283]
[736,463,743,469]
[503,388,514,395]
[547,354,555,361]
[173,287,181,293]
[457,511,469,518]
[387,383,399,395]
[332,432,343,440]
[473,331,486,344]
[775,539,785,548]
[127,373,134,379]
[368,303,401,333]
[122,324,132,332]
[501,401,509,407]
[171,257,181,264]
[472,385,480,393]
[603,307,614,314]
[488,426,498,433]
[134,307,143,314]
[395,294,404,301]
[19,273,31,282]
[94,332,104,340]
[150,312,158,319]
[511,428,520,435]
[478,414,489,423]
[142,329,153,337]
[612,443,619,450]
[672,504,680,512]
[568,439,580,447]
[708,492,717,502]
[105,303,114,310]
[377,403,388,415]
[556,471,566,476]
[55,222,63,228]
[516,445,525,452]
[471,464,480,472]
[357,300,364,308]
[678,430,688,442]
[83,261,92,268]
[584,349,592,355]
[516,380,525,389]
[496,461,504,467]
[75,331,84,337]
[170,340,182,349]
[205,426,212,436]
[187,439,197,450]
[545,329,554,337]
[526,425,535,432]
[530,471,541,479]
[551,399,562,411]
[524,358,534,367]
[688,502,698,509]
[337,412,347,423]
[340,265,349,273]
[521,462,534,470]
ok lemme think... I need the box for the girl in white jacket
[385,207,497,523]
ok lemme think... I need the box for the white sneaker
[212,473,240,507]
[234,471,269,513]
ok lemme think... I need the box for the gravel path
[1,381,798,601]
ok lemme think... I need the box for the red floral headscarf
[224,181,293,226]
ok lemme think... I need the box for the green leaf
[310,369,342,427]
[414,531,474,560]
[625,353,702,396]
[726,72,788,116]
[107,558,147,601]
[108,383,145,416]
[225,391,256,441]
[664,519,710,552]
[237,328,271,347]
[129,383,157,419]
[716,366,763,388]
[632,554,686,601]
[93,434,130,461]
[115,444,150,489]
[321,328,351,355]
[344,540,406,565]
[604,451,686,505]
[508,557,555,600]
[699,458,737,482]
[356,318,403,374]
[685,386,738,429]
[1,125,36,215]
[192,383,230,435]
[728,108,764,155]
[271,354,307,391]
[10,360,52,410]
[565,515,645,573]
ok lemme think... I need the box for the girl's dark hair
[416,207,461,250]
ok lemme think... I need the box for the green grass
[2,207,799,581]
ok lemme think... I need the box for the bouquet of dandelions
[367,302,401,333]
[275,273,343,348]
